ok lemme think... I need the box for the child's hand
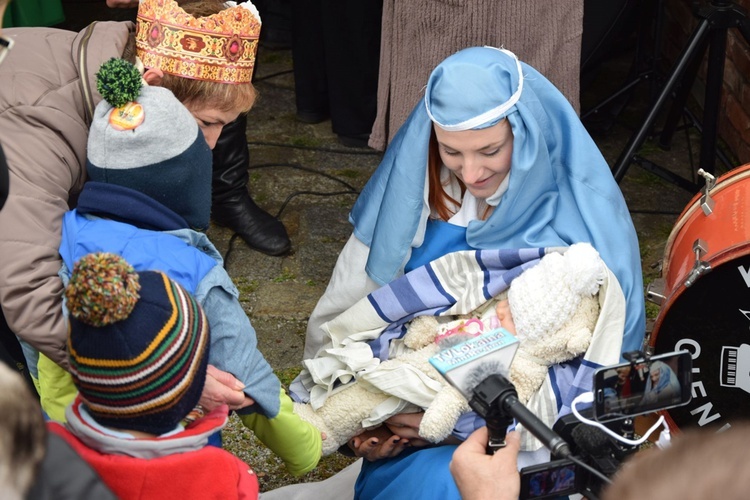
[348,426,410,461]
[495,299,517,335]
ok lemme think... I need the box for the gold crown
[135,0,261,85]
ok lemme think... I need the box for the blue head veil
[643,361,681,404]
[350,47,645,354]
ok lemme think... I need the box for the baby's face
[616,367,631,383]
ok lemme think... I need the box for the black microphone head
[571,424,611,459]
[461,359,510,398]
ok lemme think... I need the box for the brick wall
[662,0,750,164]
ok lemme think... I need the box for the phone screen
[593,350,692,422]
[519,459,579,499]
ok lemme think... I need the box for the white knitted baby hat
[507,243,605,342]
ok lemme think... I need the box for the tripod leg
[611,18,712,182]
[657,35,708,149]
[697,27,729,175]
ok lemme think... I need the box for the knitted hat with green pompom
[66,252,210,435]
[87,58,213,231]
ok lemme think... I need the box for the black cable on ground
[223,63,382,266]
[247,162,362,194]
[220,162,362,268]
[247,140,381,156]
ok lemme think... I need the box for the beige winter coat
[0,21,134,368]
[369,0,584,150]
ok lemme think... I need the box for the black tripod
[611,0,750,192]
[581,0,664,128]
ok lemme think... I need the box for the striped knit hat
[65,252,210,435]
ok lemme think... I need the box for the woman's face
[433,119,514,199]
[183,103,241,150]
[650,368,661,386]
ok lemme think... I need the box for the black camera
[519,350,693,500]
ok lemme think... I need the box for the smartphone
[592,350,692,422]
[519,458,584,499]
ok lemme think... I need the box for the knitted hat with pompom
[65,252,210,435]
[508,243,605,342]
[86,58,212,231]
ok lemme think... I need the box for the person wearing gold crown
[0,0,286,425]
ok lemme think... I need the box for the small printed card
[430,327,519,398]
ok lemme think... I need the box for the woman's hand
[348,426,411,461]
[199,365,255,411]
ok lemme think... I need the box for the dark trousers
[0,306,37,395]
[290,0,383,137]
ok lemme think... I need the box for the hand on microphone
[450,427,521,500]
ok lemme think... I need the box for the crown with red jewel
[135,0,261,85]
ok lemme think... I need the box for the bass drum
[649,163,750,432]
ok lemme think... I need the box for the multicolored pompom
[65,252,141,327]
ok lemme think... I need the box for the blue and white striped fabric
[364,247,546,360]
[292,248,544,409]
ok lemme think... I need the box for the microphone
[570,421,634,476]
[570,424,611,459]
[470,373,572,459]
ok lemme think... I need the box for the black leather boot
[211,114,292,256]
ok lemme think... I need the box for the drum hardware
[684,238,711,287]
[642,343,654,357]
[611,0,749,190]
[697,168,716,215]
[646,277,666,306]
